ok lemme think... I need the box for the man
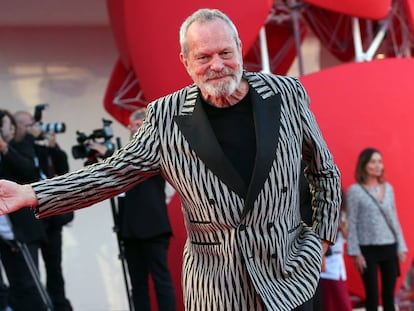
[0,9,341,311]
[90,108,176,310]
[13,110,73,311]
[120,109,176,311]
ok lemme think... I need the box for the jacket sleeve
[32,101,162,218]
[296,78,341,243]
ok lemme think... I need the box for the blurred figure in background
[320,193,352,311]
[13,110,73,311]
[347,147,407,311]
[90,108,176,311]
[122,108,176,310]
[0,109,46,311]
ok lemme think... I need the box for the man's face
[14,113,36,141]
[180,19,243,98]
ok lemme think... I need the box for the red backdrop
[301,57,414,298]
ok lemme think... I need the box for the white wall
[0,26,131,311]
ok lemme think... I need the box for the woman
[347,147,407,311]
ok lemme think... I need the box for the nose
[209,54,224,71]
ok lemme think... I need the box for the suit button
[267,222,274,230]
[208,198,215,205]
[239,224,247,231]
[282,187,288,192]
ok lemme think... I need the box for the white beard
[203,76,238,97]
[191,64,243,97]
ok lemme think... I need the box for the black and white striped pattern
[32,72,341,310]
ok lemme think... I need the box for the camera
[34,104,66,138]
[71,118,115,165]
[40,122,66,134]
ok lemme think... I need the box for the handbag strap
[359,184,397,240]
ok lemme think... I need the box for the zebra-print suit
[32,72,341,310]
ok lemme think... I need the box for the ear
[238,40,243,58]
[179,52,188,68]
[179,53,192,76]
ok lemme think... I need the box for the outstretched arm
[0,180,38,215]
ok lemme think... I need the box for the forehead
[369,152,382,160]
[16,113,32,124]
[186,19,236,51]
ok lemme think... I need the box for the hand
[399,252,407,263]
[354,255,367,273]
[44,132,57,147]
[321,255,327,272]
[0,180,37,215]
[321,240,330,271]
[88,142,108,157]
[321,239,330,255]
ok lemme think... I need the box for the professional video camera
[71,118,115,165]
[34,104,66,137]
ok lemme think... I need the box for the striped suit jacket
[33,71,341,310]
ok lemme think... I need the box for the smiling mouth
[207,75,230,82]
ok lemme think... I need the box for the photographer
[89,108,176,310]
[13,110,73,311]
[0,109,47,311]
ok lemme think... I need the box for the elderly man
[0,8,341,311]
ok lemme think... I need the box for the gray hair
[179,8,241,58]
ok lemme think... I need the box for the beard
[192,66,243,97]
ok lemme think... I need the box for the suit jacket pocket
[281,225,322,277]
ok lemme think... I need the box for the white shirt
[320,231,347,281]
[0,215,15,240]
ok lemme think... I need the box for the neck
[202,79,249,108]
[363,176,380,187]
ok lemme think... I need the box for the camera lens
[41,122,66,134]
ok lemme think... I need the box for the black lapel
[174,95,247,198]
[242,88,282,218]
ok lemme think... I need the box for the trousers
[123,235,176,311]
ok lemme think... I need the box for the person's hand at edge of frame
[0,180,37,215]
